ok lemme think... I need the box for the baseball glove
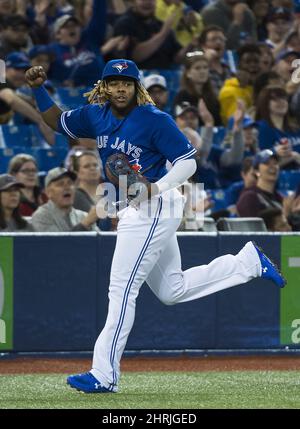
[105,153,151,204]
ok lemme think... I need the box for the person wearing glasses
[199,25,232,93]
[8,153,47,217]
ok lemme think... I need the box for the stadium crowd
[1,0,300,232]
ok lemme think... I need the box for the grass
[0,371,300,409]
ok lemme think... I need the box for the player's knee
[161,295,177,306]
[154,277,185,305]
[159,288,182,306]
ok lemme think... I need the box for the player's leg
[67,196,183,393]
[147,237,284,305]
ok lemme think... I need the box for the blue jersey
[257,120,300,153]
[58,103,196,182]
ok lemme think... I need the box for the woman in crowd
[71,150,102,212]
[70,149,117,231]
[8,153,47,216]
[173,51,222,126]
[255,85,300,169]
[0,174,34,231]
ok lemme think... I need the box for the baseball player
[26,59,286,394]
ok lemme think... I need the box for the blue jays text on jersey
[58,102,196,183]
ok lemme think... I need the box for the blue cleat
[252,241,287,288]
[67,372,112,393]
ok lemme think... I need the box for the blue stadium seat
[0,147,39,173]
[33,148,68,172]
[0,148,16,173]
[56,87,88,109]
[0,124,32,148]
[54,133,69,149]
[278,170,300,192]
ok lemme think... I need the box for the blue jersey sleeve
[58,105,96,139]
[152,113,197,165]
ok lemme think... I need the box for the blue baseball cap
[28,45,53,59]
[6,52,31,70]
[101,59,141,82]
[253,149,279,168]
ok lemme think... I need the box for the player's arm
[155,158,197,194]
[25,66,62,131]
[152,114,197,194]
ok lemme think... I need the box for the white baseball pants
[91,190,261,391]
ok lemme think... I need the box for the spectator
[48,1,107,87]
[282,28,300,52]
[31,167,100,232]
[201,0,257,50]
[143,74,169,112]
[174,100,212,157]
[71,150,102,212]
[173,51,222,125]
[112,0,189,69]
[8,153,47,217]
[199,25,232,93]
[255,85,300,168]
[220,113,258,185]
[241,116,259,156]
[264,7,293,50]
[28,45,54,74]
[253,70,283,104]
[26,0,74,45]
[0,52,55,145]
[258,43,275,73]
[247,0,270,41]
[236,149,283,216]
[225,156,257,213]
[155,0,204,47]
[0,174,34,231]
[70,149,116,230]
[0,0,16,18]
[3,52,30,91]
[64,136,99,171]
[274,49,300,84]
[272,26,300,60]
[0,14,31,58]
[219,43,261,125]
[192,98,245,189]
[259,206,292,231]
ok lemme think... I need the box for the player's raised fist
[25,66,47,88]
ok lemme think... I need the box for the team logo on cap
[112,62,128,73]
